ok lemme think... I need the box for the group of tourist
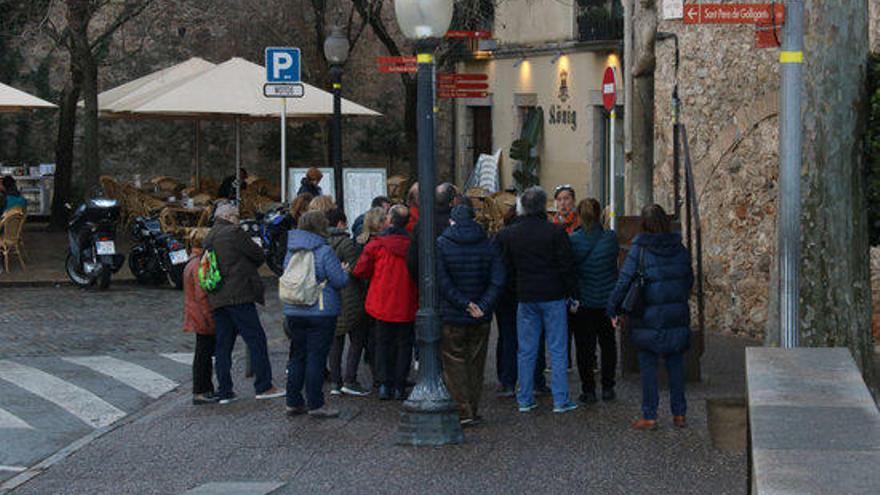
[182,179,694,430]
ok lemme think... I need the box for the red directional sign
[437,73,489,82]
[438,82,489,91]
[602,67,616,112]
[683,3,785,25]
[377,56,417,73]
[438,91,488,99]
[445,30,492,39]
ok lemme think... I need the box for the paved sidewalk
[7,333,754,495]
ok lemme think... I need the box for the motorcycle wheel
[65,252,92,288]
[129,248,162,285]
[97,270,112,290]
[168,263,185,290]
[266,236,286,277]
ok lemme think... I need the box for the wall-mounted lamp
[550,51,563,64]
[512,55,526,68]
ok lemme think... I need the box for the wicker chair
[0,208,26,272]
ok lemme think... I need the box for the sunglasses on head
[554,184,574,197]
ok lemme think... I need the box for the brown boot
[632,419,658,431]
[673,416,687,428]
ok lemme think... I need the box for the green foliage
[511,107,543,191]
[259,121,324,164]
[353,93,407,169]
[866,54,880,246]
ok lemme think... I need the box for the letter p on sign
[265,47,301,83]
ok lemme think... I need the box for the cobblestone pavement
[0,284,288,358]
[0,285,753,494]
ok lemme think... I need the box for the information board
[288,167,335,201]
[343,168,387,226]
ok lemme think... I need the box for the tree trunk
[79,51,100,194]
[625,0,656,214]
[794,1,873,370]
[49,68,83,231]
[67,0,100,196]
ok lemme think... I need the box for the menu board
[343,168,387,226]
[288,167,335,200]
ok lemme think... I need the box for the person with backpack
[202,204,284,404]
[352,205,418,401]
[607,204,694,430]
[436,204,505,426]
[281,210,349,418]
[183,229,216,405]
[325,208,369,397]
[569,198,620,405]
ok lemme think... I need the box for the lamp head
[394,0,454,40]
[323,26,350,65]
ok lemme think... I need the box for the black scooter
[65,198,125,289]
[128,216,187,289]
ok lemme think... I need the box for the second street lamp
[324,26,349,207]
[393,0,462,446]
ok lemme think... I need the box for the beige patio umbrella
[0,82,56,112]
[94,57,216,116]
[123,57,380,201]
[89,57,217,187]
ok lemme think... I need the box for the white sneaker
[255,386,285,400]
[329,387,343,396]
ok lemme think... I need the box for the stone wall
[654,3,878,341]
[653,17,780,339]
[0,0,430,196]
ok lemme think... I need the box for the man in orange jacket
[353,205,418,400]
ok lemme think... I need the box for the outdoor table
[162,205,206,228]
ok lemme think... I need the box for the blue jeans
[516,300,570,408]
[496,298,545,389]
[213,304,273,399]
[638,350,687,420]
[286,316,336,410]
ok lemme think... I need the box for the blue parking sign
[265,47,301,83]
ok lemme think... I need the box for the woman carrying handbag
[607,204,694,431]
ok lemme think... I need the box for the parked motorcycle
[253,204,292,276]
[128,216,188,289]
[65,198,125,289]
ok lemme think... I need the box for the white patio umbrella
[108,57,380,201]
[0,82,56,112]
[90,58,217,187]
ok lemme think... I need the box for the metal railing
[577,0,624,42]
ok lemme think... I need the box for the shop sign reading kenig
[548,69,577,131]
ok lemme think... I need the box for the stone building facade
[653,2,880,340]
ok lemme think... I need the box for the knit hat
[214,203,239,222]
[451,204,475,223]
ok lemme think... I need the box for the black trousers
[193,334,216,395]
[571,307,617,394]
[328,317,370,387]
[374,320,414,390]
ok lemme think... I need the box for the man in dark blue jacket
[437,205,505,426]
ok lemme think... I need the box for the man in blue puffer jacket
[569,198,620,404]
[283,211,349,419]
[437,204,505,426]
[607,204,693,430]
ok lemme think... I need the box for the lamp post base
[397,406,463,446]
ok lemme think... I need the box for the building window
[577,0,624,42]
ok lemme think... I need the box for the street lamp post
[324,26,349,207]
[393,0,463,446]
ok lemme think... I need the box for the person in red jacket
[182,230,216,405]
[353,205,418,400]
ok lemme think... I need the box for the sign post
[265,47,303,203]
[602,66,618,230]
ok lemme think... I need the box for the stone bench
[746,348,880,494]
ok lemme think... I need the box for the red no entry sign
[684,3,785,25]
[602,67,616,112]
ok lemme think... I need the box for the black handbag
[620,248,646,317]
